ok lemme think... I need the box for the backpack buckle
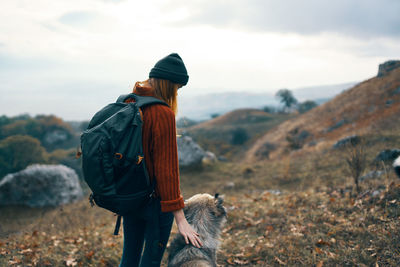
[114,153,123,160]
[137,155,144,164]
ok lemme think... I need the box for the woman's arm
[173,209,203,248]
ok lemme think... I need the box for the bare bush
[343,137,367,193]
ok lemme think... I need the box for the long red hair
[148,78,180,115]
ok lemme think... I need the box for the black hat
[149,53,189,85]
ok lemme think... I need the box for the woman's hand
[173,209,203,248]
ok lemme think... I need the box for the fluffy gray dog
[168,193,227,267]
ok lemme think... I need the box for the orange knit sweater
[125,82,184,213]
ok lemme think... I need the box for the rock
[372,190,381,198]
[359,170,384,182]
[217,156,228,162]
[177,136,206,167]
[223,182,235,190]
[326,119,346,133]
[255,142,276,159]
[0,164,84,207]
[386,99,394,107]
[377,60,400,77]
[332,135,360,149]
[374,149,400,164]
[202,151,217,165]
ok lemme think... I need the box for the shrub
[210,113,220,119]
[286,128,310,150]
[231,127,249,145]
[342,137,367,193]
[262,106,277,113]
[298,100,318,113]
[0,135,47,178]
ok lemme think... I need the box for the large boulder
[177,136,206,167]
[377,60,400,77]
[0,164,84,207]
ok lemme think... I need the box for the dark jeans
[119,200,174,267]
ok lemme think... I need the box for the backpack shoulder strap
[116,93,168,108]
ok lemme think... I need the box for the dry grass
[1,129,399,266]
[246,68,400,161]
[218,183,400,266]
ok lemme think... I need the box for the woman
[119,53,203,267]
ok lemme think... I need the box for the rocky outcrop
[332,135,360,149]
[177,136,207,167]
[0,164,83,207]
[377,60,400,77]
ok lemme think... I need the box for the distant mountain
[292,82,358,101]
[178,82,358,121]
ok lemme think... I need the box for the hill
[181,108,294,160]
[247,62,400,161]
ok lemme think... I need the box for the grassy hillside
[181,109,294,160]
[246,67,400,161]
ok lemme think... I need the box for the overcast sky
[0,0,399,120]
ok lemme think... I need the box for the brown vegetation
[246,67,400,161]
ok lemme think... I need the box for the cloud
[58,11,99,26]
[100,0,127,3]
[167,0,400,38]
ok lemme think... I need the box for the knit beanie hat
[149,53,189,85]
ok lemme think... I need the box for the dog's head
[184,193,227,225]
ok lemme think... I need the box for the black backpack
[80,93,168,234]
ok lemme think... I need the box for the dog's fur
[394,156,400,178]
[168,193,227,267]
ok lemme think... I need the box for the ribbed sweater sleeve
[152,106,184,212]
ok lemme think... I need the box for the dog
[168,193,227,267]
[394,156,400,178]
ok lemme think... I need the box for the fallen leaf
[19,248,33,254]
[316,239,330,247]
[315,247,323,254]
[266,225,274,231]
[8,256,22,265]
[274,256,287,265]
[227,257,235,265]
[317,260,324,267]
[85,250,95,260]
[66,257,78,266]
